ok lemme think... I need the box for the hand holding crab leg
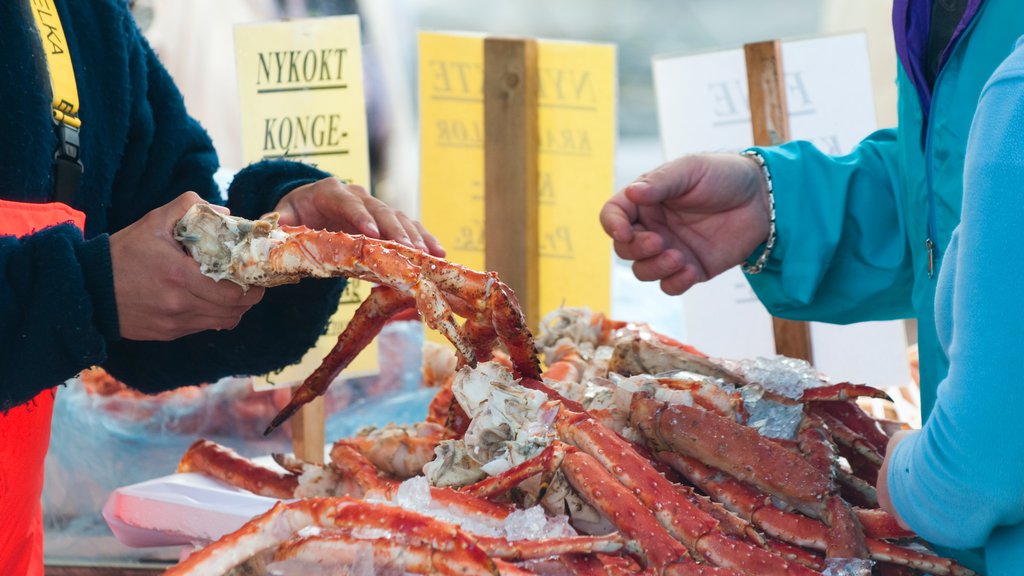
[271,178,444,256]
[174,204,542,432]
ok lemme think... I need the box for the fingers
[417,222,446,257]
[287,178,441,253]
[631,248,686,283]
[600,156,703,244]
[612,229,666,262]
[660,265,705,296]
[627,156,705,204]
[313,182,381,236]
[629,248,706,296]
[599,192,639,244]
[362,195,413,245]
[395,211,428,252]
[183,267,266,308]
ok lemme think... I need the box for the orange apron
[0,199,86,576]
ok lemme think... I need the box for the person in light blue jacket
[601,0,1023,422]
[601,1,1024,571]
[875,36,1024,575]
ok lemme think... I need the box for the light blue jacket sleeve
[746,132,915,323]
[887,45,1024,555]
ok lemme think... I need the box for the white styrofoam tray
[102,455,291,548]
[102,472,282,548]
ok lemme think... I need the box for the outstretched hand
[600,153,771,295]
[110,192,266,341]
[274,178,445,257]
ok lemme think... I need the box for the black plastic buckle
[53,121,83,204]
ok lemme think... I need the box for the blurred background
[137,0,898,214]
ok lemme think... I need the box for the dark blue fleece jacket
[0,0,346,410]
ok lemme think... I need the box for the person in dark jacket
[0,1,440,573]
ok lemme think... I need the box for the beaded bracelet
[740,150,776,275]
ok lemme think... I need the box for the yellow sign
[420,32,615,334]
[235,16,377,387]
[419,33,486,272]
[536,41,616,320]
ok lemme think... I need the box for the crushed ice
[501,505,576,540]
[724,355,828,399]
[822,558,874,576]
[741,386,803,440]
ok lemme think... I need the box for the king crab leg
[657,451,975,576]
[174,204,542,436]
[551,403,818,576]
[265,285,415,434]
[177,439,298,499]
[163,498,500,576]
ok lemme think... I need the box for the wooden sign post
[483,38,540,330]
[419,32,615,340]
[289,399,325,465]
[743,40,814,363]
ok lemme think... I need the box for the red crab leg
[266,285,414,434]
[761,538,825,571]
[387,244,543,380]
[487,278,543,379]
[866,539,978,576]
[557,448,695,572]
[273,530,498,575]
[554,410,719,544]
[814,408,886,466]
[556,408,816,576]
[328,441,518,523]
[328,441,396,497]
[274,529,624,569]
[630,392,831,519]
[596,554,648,575]
[608,337,746,385]
[528,553,617,575]
[837,467,880,508]
[270,228,479,362]
[855,509,914,540]
[797,382,891,403]
[661,452,976,576]
[794,413,868,558]
[473,532,626,560]
[810,400,891,453]
[177,439,298,499]
[513,384,806,573]
[461,443,565,500]
[163,499,355,576]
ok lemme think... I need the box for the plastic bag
[43,320,432,562]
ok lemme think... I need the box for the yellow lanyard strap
[29,0,80,128]
[28,0,83,203]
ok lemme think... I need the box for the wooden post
[483,37,540,331]
[744,40,814,363]
[290,395,325,464]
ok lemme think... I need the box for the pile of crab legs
[165,205,975,576]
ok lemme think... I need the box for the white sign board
[650,33,910,389]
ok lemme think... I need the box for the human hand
[110,192,266,340]
[274,178,445,257]
[600,153,771,295]
[876,429,916,530]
